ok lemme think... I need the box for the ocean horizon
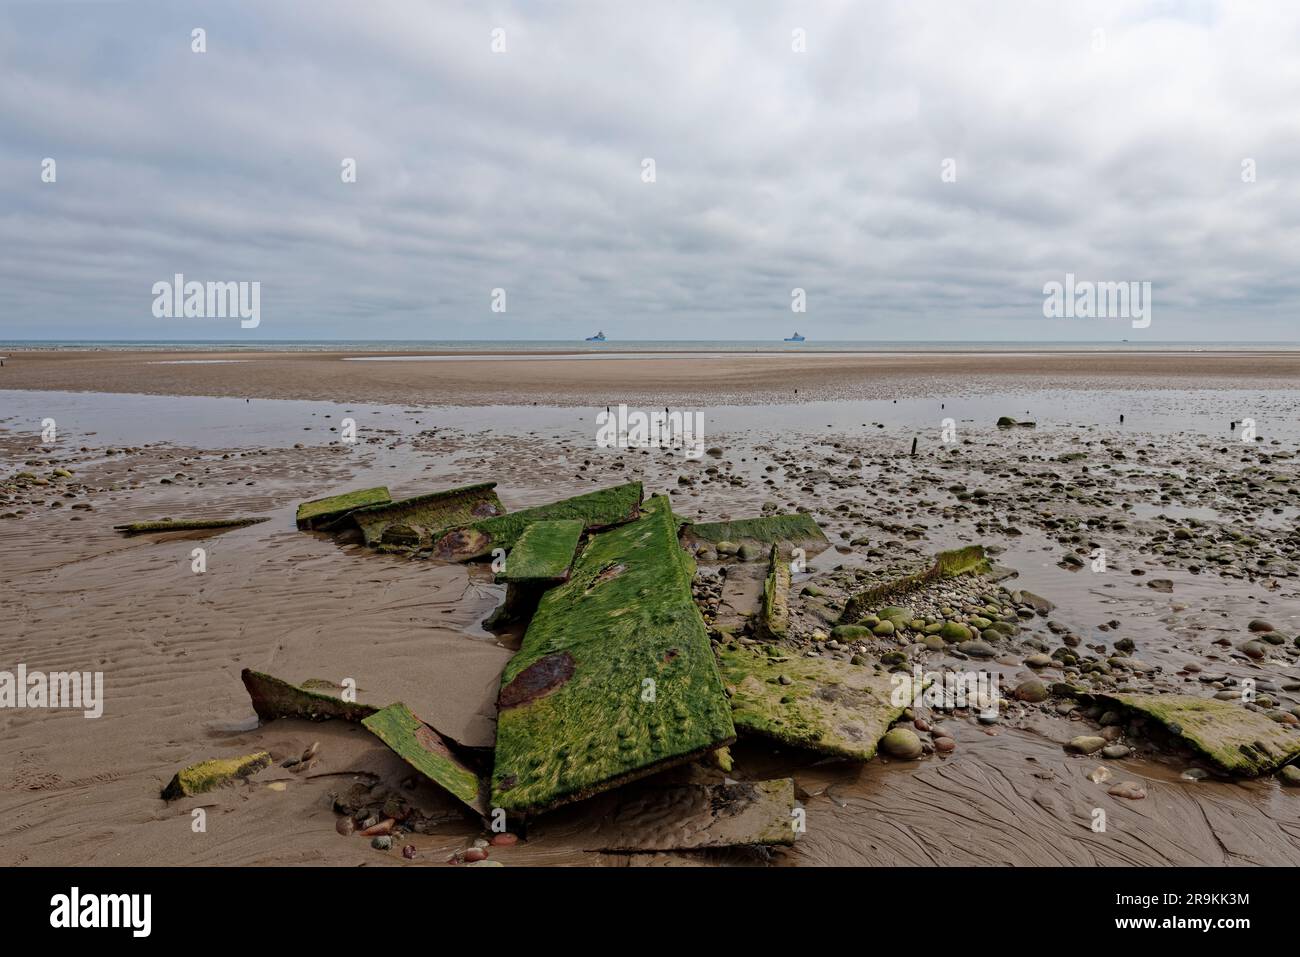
[3,339,1299,354]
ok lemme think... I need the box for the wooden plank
[362,703,488,815]
[433,482,643,562]
[295,486,390,530]
[490,496,734,815]
[499,519,584,584]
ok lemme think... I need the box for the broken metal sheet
[115,517,269,534]
[161,751,271,800]
[1092,692,1300,777]
[295,487,391,530]
[717,643,919,761]
[583,778,797,852]
[241,669,379,723]
[490,496,735,815]
[759,544,791,640]
[361,703,488,816]
[840,544,990,624]
[683,512,829,555]
[499,519,585,584]
[341,482,505,548]
[433,481,643,563]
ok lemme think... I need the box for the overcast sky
[2,0,1297,342]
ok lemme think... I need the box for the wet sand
[3,347,1300,408]
[2,351,1299,867]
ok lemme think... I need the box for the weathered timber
[717,643,921,760]
[759,544,791,639]
[1075,691,1300,776]
[434,482,643,563]
[161,751,271,800]
[115,517,269,534]
[490,496,735,814]
[840,545,990,624]
[682,512,829,555]
[362,703,488,815]
[341,482,505,548]
[241,668,378,723]
[295,487,390,530]
[499,519,585,584]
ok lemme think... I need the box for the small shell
[335,816,356,836]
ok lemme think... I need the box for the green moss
[759,544,791,639]
[240,668,378,723]
[1098,692,1300,776]
[841,545,990,624]
[362,703,486,814]
[490,496,734,815]
[434,482,643,562]
[684,513,828,551]
[500,520,585,583]
[295,487,390,530]
[115,517,269,534]
[161,751,271,800]
[716,644,920,761]
[346,482,504,547]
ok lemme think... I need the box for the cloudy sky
[2,0,1297,342]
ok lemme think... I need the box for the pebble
[1088,766,1112,784]
[335,817,355,836]
[1101,744,1131,759]
[1181,768,1209,782]
[880,727,923,759]
[933,736,956,753]
[491,833,519,846]
[371,835,393,851]
[1066,735,1107,755]
[402,844,418,859]
[464,847,489,862]
[1278,766,1300,787]
[1014,679,1049,703]
[1107,781,1147,800]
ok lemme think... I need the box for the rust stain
[499,651,576,709]
[434,526,490,559]
[472,500,502,517]
[414,723,453,758]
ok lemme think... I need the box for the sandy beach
[4,348,1300,408]
[2,348,1299,867]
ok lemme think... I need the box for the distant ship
[783,331,805,342]
[586,330,607,341]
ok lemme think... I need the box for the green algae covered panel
[1097,692,1300,776]
[683,513,829,552]
[840,544,990,624]
[759,544,791,640]
[717,643,919,761]
[434,482,643,563]
[346,482,505,547]
[362,703,487,815]
[241,668,378,723]
[295,486,391,530]
[490,496,734,814]
[500,520,584,584]
[115,517,270,534]
[161,751,271,800]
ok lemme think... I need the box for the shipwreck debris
[716,643,921,761]
[498,519,585,584]
[241,668,377,723]
[491,496,735,815]
[340,482,505,548]
[683,512,829,556]
[161,751,271,800]
[759,544,791,640]
[434,481,643,562]
[295,486,391,530]
[362,703,488,816]
[114,517,269,534]
[840,545,990,624]
[1066,690,1300,777]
